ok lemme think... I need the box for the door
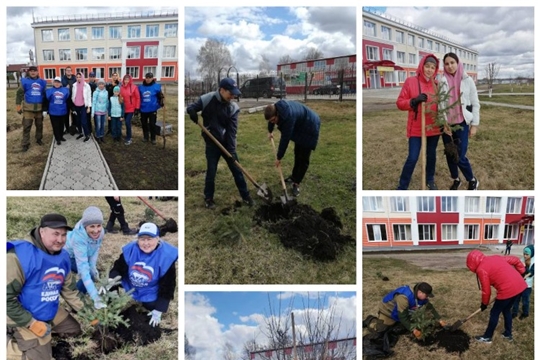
[369,70,380,89]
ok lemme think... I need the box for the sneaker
[151,140,157,145]
[22,145,29,152]
[36,140,44,145]
[512,313,518,319]
[83,136,90,142]
[519,314,529,320]
[122,228,138,236]
[124,140,132,145]
[292,183,300,196]
[501,333,513,342]
[450,178,462,190]
[76,134,84,140]
[142,138,148,143]
[475,336,492,343]
[284,176,294,184]
[427,182,438,190]
[61,137,67,141]
[242,196,254,207]
[468,178,479,190]
[56,141,61,145]
[105,228,119,234]
[205,198,216,209]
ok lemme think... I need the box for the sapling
[409,305,438,341]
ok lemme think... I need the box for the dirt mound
[254,203,354,261]
[417,329,470,353]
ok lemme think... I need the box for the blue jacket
[108,95,124,118]
[138,80,162,113]
[45,86,70,116]
[91,88,109,116]
[187,91,240,153]
[382,285,428,322]
[268,100,320,159]
[21,77,47,104]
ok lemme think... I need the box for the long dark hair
[443,52,459,64]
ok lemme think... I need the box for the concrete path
[39,134,118,190]
[478,101,533,110]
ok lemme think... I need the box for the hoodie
[523,245,535,288]
[71,74,92,107]
[92,87,110,117]
[119,74,141,113]
[466,249,527,304]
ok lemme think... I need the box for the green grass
[478,95,534,107]
[477,83,534,94]
[184,100,356,284]
[363,256,534,360]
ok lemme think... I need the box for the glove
[466,105,473,112]
[188,110,198,124]
[413,329,422,339]
[71,110,77,116]
[94,298,107,310]
[90,319,100,326]
[480,303,488,312]
[148,310,162,327]
[134,109,140,116]
[42,111,47,118]
[16,105,22,114]
[439,320,447,328]
[28,319,51,338]
[98,276,122,295]
[410,93,428,110]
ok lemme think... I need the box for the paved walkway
[39,134,118,190]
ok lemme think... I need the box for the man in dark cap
[15,65,47,152]
[138,72,164,145]
[186,78,253,209]
[6,214,88,359]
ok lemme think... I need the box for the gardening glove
[94,298,107,310]
[410,93,428,110]
[480,303,488,312]
[90,319,100,326]
[438,320,447,328]
[98,276,122,295]
[16,105,22,114]
[148,310,162,327]
[28,318,51,338]
[188,110,198,124]
[42,111,47,118]
[413,329,422,340]
[134,109,140,116]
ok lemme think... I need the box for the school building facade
[362,196,535,248]
[362,8,479,89]
[31,10,178,83]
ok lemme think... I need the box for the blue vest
[9,240,71,322]
[382,285,428,322]
[138,83,161,113]
[121,240,178,303]
[46,87,70,116]
[22,77,47,104]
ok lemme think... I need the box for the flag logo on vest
[143,90,151,102]
[129,262,155,287]
[41,267,65,302]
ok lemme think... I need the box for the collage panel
[361,195,534,358]
[184,6,357,285]
[5,196,179,359]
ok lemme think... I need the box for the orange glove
[90,319,100,326]
[16,105,22,114]
[413,329,422,339]
[28,319,51,338]
[439,320,447,327]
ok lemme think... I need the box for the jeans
[483,295,520,338]
[397,135,440,190]
[141,111,157,141]
[74,105,90,136]
[290,144,312,184]
[442,121,474,181]
[94,114,106,138]
[204,142,250,200]
[124,112,133,141]
[50,114,67,142]
[111,117,122,139]
[512,287,532,316]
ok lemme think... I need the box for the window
[127,46,140,59]
[75,49,88,61]
[44,69,56,79]
[398,71,406,82]
[506,197,522,214]
[59,49,71,61]
[109,26,122,39]
[43,50,54,62]
[143,66,157,76]
[393,224,411,241]
[484,224,499,240]
[164,23,177,37]
[397,51,405,63]
[128,25,141,38]
[42,29,53,42]
[465,224,479,240]
[92,27,104,40]
[396,31,404,43]
[162,66,175,77]
[126,66,139,79]
[409,71,416,77]
[426,39,433,50]
[75,28,87,40]
[409,53,416,64]
[144,45,158,59]
[367,224,387,242]
[146,24,159,38]
[442,225,458,241]
[408,34,414,46]
[92,68,105,78]
[442,45,446,53]
[163,45,176,58]
[465,197,480,213]
[363,197,383,211]
[504,225,518,239]
[366,46,379,61]
[418,225,435,241]
[58,28,70,41]
[109,47,122,60]
[364,20,376,36]
[417,197,435,212]
[75,68,88,78]
[109,67,121,78]
[418,38,424,48]
[92,48,105,60]
[381,26,391,40]
[435,42,440,52]
[441,197,458,212]
[390,197,409,212]
[526,198,534,214]
[383,49,392,61]
[486,197,501,213]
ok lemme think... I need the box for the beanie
[524,247,532,256]
[81,206,103,228]
[424,56,437,65]
[113,86,120,93]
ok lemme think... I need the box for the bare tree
[485,63,500,98]
[260,293,295,360]
[185,334,196,360]
[241,339,262,360]
[259,54,272,75]
[278,55,296,65]
[196,38,233,90]
[304,48,325,60]
[222,341,236,360]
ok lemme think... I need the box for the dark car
[239,77,286,98]
[312,84,340,95]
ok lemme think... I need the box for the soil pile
[417,329,470,353]
[254,203,354,261]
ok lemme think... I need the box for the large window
[162,66,175,78]
[426,39,433,50]
[408,53,416,64]
[109,67,121,78]
[144,45,158,59]
[484,225,499,240]
[393,224,412,241]
[92,48,105,60]
[526,198,534,214]
[441,197,458,212]
[486,197,501,213]
[126,66,139,79]
[506,197,522,214]
[418,225,435,241]
[397,51,405,63]
[42,29,53,42]
[75,68,88,78]
[418,38,424,48]
[390,197,409,212]
[417,197,435,212]
[383,49,392,61]
[143,66,157,77]
[163,45,176,58]
[381,25,391,40]
[367,224,387,242]
[146,24,159,38]
[441,225,458,241]
[396,31,404,43]
[109,47,122,60]
[465,197,480,213]
[363,197,383,211]
[504,225,518,240]
[58,28,70,41]
[44,68,56,80]
[92,27,104,40]
[408,34,414,46]
[465,224,479,240]
[127,46,140,59]
[75,28,87,40]
[435,42,440,52]
[43,50,54,62]
[128,25,141,38]
[59,49,71,61]
[75,49,88,61]
[109,26,122,39]
[398,71,406,82]
[91,68,105,78]
[164,23,177,37]
[364,20,376,36]
[366,46,379,61]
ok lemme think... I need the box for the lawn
[6,197,179,360]
[478,95,534,107]
[184,100,356,284]
[363,255,534,360]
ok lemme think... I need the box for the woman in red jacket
[119,74,140,145]
[396,54,441,190]
[466,249,527,343]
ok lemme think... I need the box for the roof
[6,64,29,72]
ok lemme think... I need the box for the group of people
[365,247,534,346]
[396,52,481,190]
[15,66,165,150]
[6,205,178,359]
[186,77,321,209]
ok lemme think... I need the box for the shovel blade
[449,320,464,332]
[256,183,272,202]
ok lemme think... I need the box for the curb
[39,141,55,190]
[94,137,119,190]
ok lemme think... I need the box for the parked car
[312,84,340,95]
[239,76,286,98]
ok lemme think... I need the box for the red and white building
[31,10,178,83]
[362,196,534,248]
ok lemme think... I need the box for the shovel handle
[270,138,287,191]
[137,196,167,221]
[466,298,497,321]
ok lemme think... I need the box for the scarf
[443,61,464,125]
[74,73,86,106]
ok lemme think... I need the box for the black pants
[50,114,67,142]
[291,143,313,184]
[105,197,129,231]
[141,111,157,141]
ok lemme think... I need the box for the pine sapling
[410,305,438,341]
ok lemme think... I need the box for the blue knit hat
[113,86,120,93]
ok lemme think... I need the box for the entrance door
[522,224,535,245]
[369,70,380,89]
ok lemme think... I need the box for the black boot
[105,221,118,234]
[122,224,138,235]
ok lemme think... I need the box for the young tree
[259,54,272,75]
[485,63,500,98]
[304,48,324,60]
[197,39,233,90]
[222,341,236,360]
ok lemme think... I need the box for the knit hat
[113,86,120,93]
[81,206,103,228]
[417,282,434,298]
[524,247,532,256]
[424,56,437,65]
[97,78,105,84]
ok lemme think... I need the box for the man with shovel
[187,78,253,209]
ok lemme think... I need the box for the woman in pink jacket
[119,74,140,145]
[396,54,441,190]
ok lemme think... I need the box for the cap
[219,77,241,96]
[81,206,103,228]
[89,72,96,77]
[28,66,38,71]
[138,222,159,238]
[40,214,73,231]
[53,76,62,82]
[145,72,154,78]
[424,56,437,65]
[417,282,434,298]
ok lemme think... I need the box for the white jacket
[71,81,92,108]
[439,72,480,126]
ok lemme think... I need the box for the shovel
[270,137,293,205]
[137,197,178,234]
[449,298,495,331]
[196,122,272,203]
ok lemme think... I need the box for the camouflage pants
[21,111,43,147]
